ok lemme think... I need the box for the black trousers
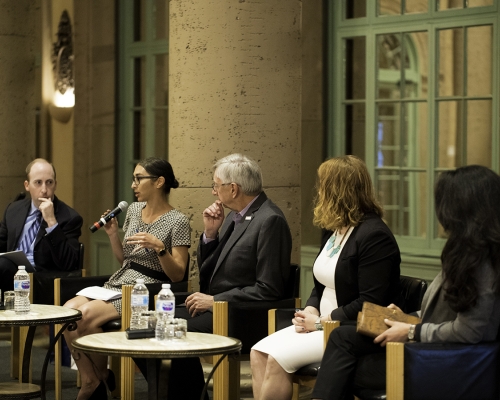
[135,306,212,400]
[311,325,386,400]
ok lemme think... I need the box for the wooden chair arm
[121,285,133,331]
[386,342,404,400]
[322,320,340,350]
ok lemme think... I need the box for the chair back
[400,275,428,314]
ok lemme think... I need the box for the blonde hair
[313,155,383,231]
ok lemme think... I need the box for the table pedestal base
[0,382,41,399]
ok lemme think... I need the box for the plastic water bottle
[14,265,30,314]
[130,279,148,330]
[156,283,175,320]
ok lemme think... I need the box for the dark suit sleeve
[213,213,292,302]
[332,228,400,321]
[39,211,83,271]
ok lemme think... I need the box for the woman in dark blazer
[250,155,402,400]
[312,165,500,400]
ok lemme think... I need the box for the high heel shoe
[88,381,107,400]
[105,369,116,392]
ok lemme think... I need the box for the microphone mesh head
[118,201,129,212]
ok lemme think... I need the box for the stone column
[0,0,41,209]
[169,0,302,287]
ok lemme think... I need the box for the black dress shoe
[88,381,107,400]
[106,369,116,392]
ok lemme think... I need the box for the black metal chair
[212,263,301,400]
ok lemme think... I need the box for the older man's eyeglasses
[211,182,232,191]
[132,176,158,185]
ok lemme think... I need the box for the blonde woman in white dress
[250,155,403,400]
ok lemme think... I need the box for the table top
[0,304,81,327]
[72,331,242,359]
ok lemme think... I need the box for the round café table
[72,331,242,400]
[0,304,82,399]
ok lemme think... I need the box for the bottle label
[156,300,175,313]
[14,280,30,291]
[131,294,148,307]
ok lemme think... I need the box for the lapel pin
[245,216,252,221]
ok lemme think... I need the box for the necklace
[326,227,350,258]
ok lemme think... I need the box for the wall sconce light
[49,10,74,123]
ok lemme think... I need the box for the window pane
[154,0,169,40]
[468,0,493,7]
[403,102,428,168]
[346,104,365,158]
[377,102,400,167]
[438,28,464,97]
[467,100,492,167]
[155,54,168,106]
[376,171,427,237]
[377,33,403,100]
[133,0,146,42]
[405,0,428,14]
[403,31,428,100]
[439,0,493,9]
[467,25,492,96]
[437,100,462,168]
[133,57,146,107]
[378,0,401,15]
[345,0,366,19]
[345,37,365,100]
[438,0,464,10]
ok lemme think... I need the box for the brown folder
[356,301,421,338]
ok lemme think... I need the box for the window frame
[328,1,499,261]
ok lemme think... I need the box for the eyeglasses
[132,175,158,185]
[211,182,232,191]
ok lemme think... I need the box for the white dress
[252,228,354,373]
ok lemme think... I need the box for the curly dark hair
[435,165,500,313]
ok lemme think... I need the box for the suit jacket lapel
[212,192,268,276]
[12,199,31,249]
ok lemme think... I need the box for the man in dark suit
[167,153,292,399]
[0,158,83,296]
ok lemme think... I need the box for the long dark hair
[435,165,500,313]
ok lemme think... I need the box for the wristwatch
[408,324,416,341]
[157,246,166,257]
[315,317,323,331]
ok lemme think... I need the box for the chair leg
[292,382,300,400]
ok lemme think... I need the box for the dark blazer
[0,196,83,271]
[197,192,292,302]
[305,213,402,321]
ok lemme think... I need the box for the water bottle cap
[136,278,144,284]
[18,265,26,270]
[162,283,171,289]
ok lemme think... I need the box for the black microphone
[89,201,129,233]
